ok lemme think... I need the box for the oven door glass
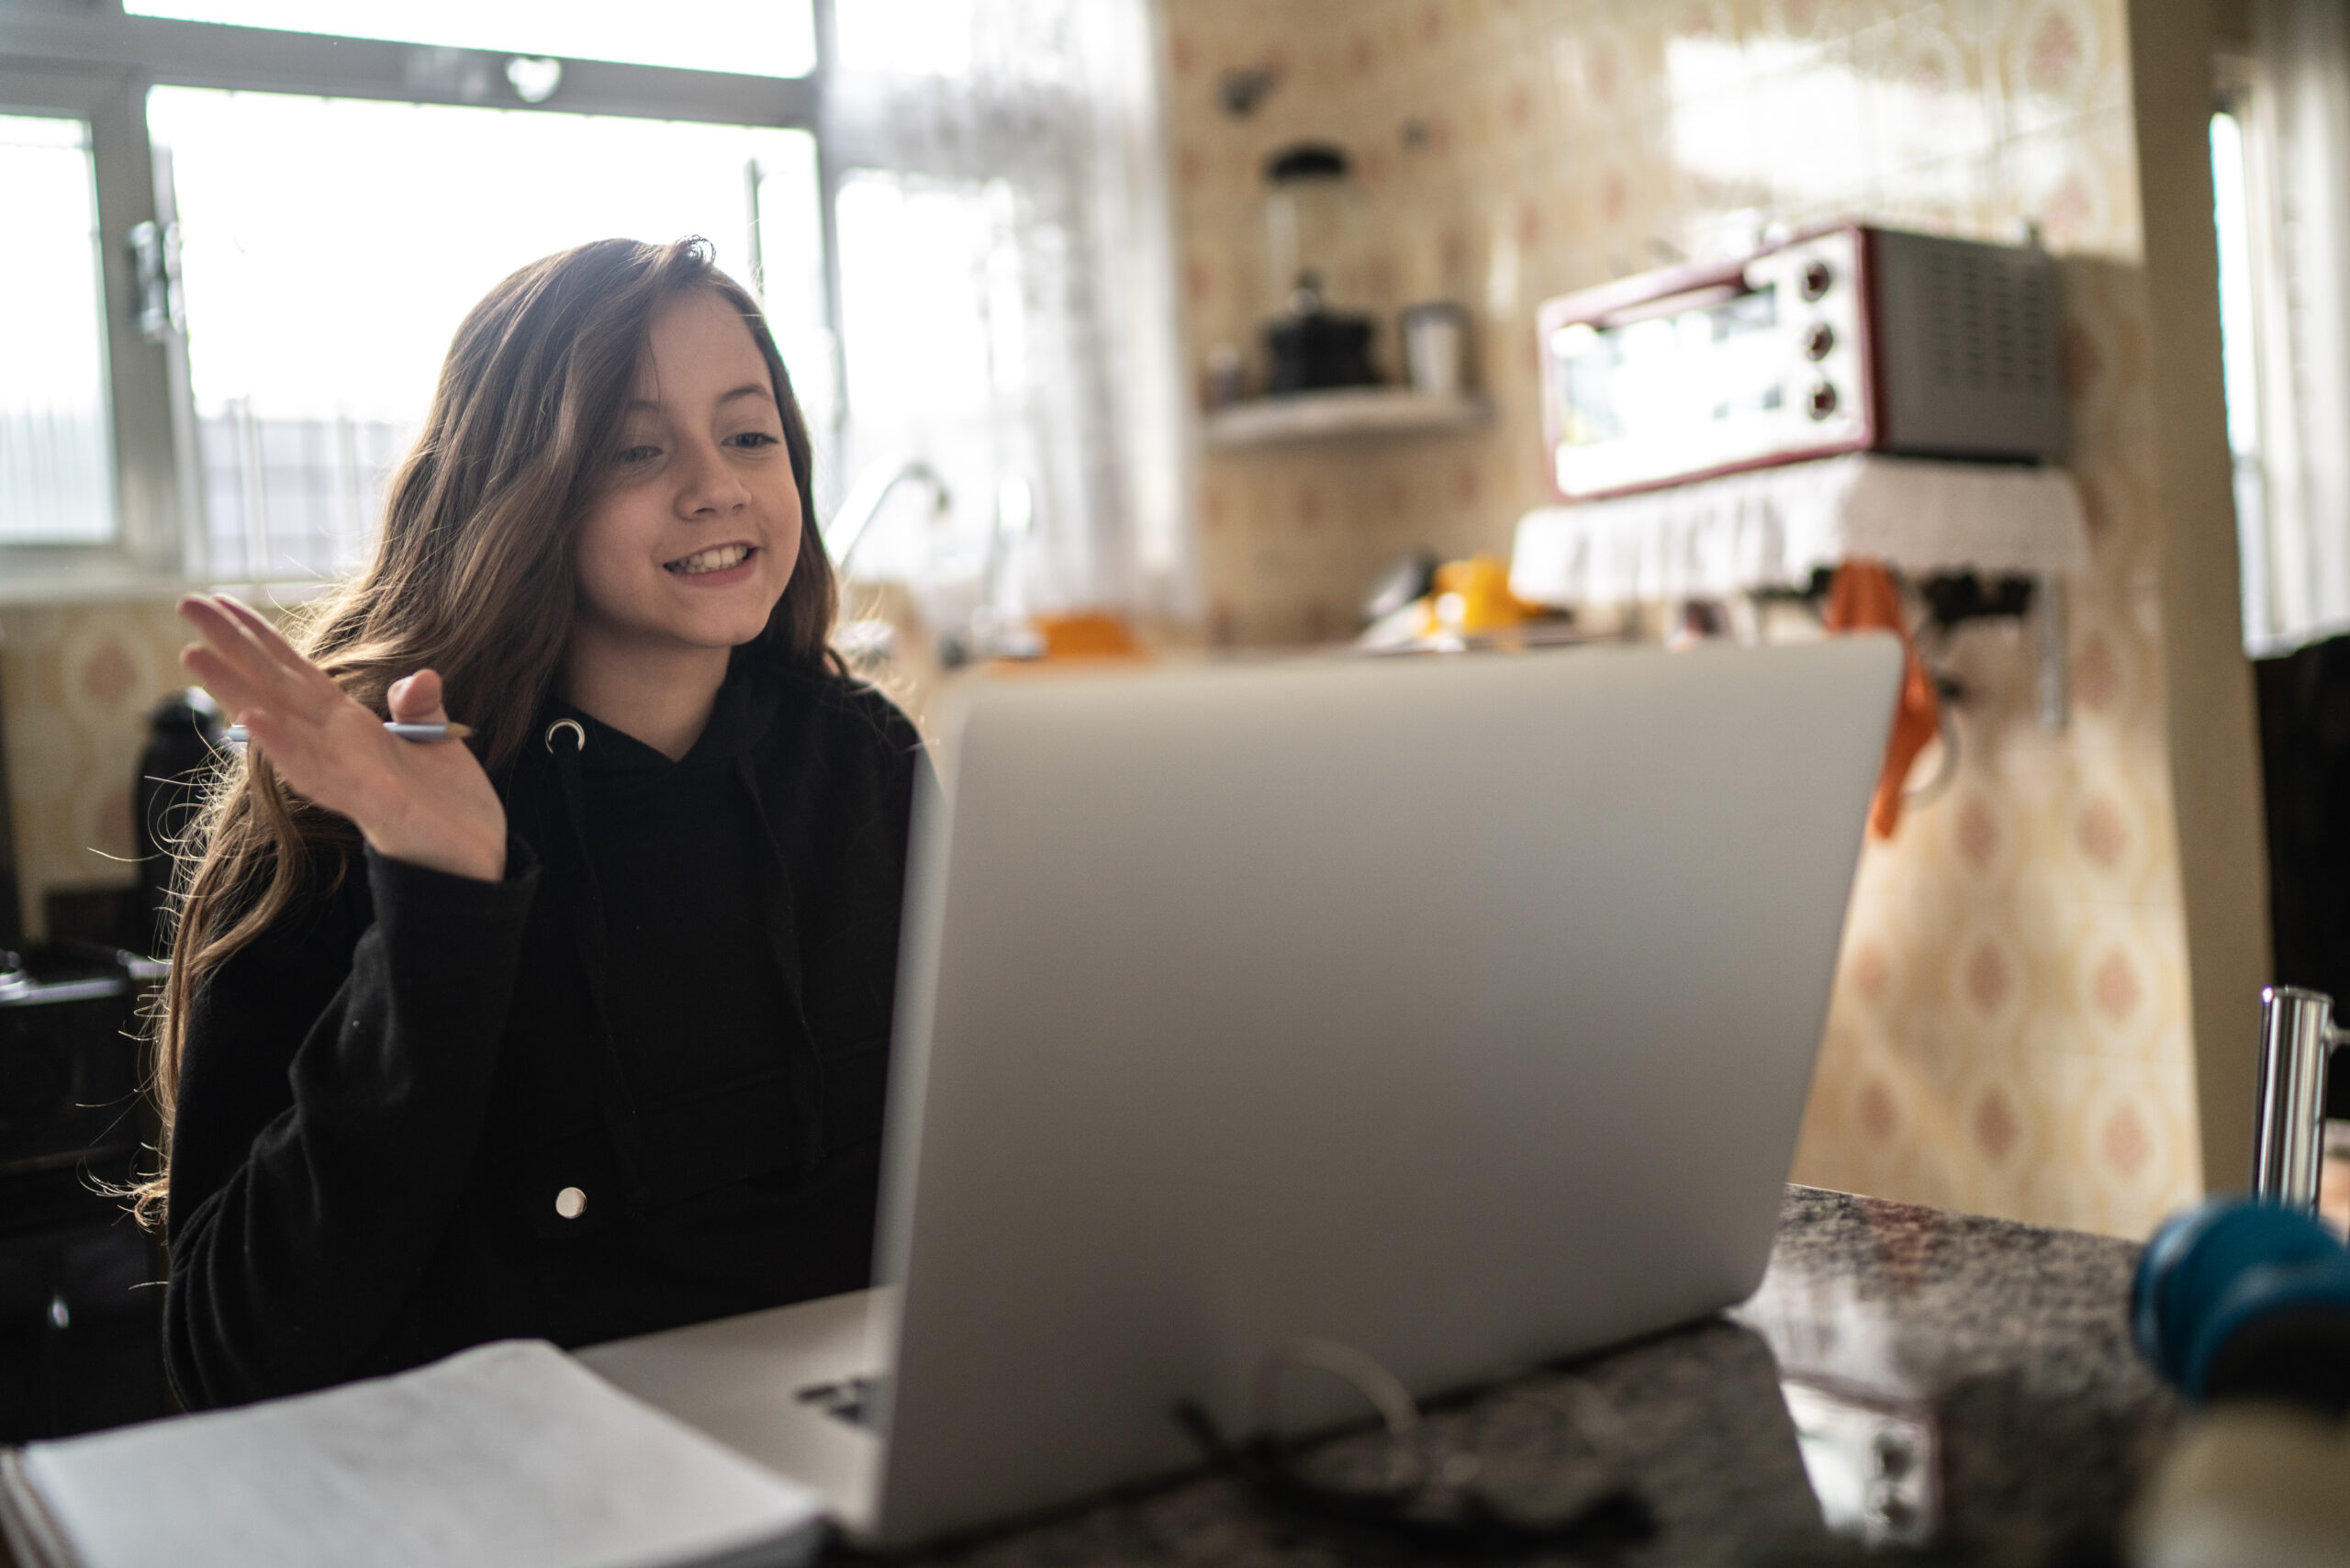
[1545,230,1868,498]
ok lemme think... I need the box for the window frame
[0,61,180,594]
[2210,50,2305,655]
[0,0,835,600]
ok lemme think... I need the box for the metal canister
[2253,986,2342,1212]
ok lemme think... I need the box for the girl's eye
[725,431,779,450]
[615,444,660,465]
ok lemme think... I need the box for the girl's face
[571,289,801,663]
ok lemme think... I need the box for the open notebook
[0,1340,825,1568]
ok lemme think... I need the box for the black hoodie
[163,655,923,1409]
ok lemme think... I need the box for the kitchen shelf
[1202,387,1491,448]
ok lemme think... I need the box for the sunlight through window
[124,0,814,80]
[150,87,825,582]
[0,114,117,545]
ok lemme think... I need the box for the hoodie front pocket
[496,1059,838,1237]
[634,1067,810,1204]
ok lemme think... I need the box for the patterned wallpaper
[0,599,196,942]
[1164,0,2200,1237]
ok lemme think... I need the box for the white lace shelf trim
[1510,453,2089,607]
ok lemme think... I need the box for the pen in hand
[222,721,474,745]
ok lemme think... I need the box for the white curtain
[2244,0,2350,649]
[821,0,1192,633]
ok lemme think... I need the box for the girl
[147,238,922,1409]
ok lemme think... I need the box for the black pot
[1264,308,1379,394]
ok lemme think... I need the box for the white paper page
[21,1340,824,1568]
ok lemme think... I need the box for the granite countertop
[887,1187,2177,1567]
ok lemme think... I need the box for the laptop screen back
[868,638,1901,1546]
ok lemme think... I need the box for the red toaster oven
[1536,224,2068,502]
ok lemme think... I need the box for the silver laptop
[580,636,1901,1550]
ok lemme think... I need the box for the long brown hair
[131,237,835,1228]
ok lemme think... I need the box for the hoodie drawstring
[541,717,833,1206]
[546,719,654,1213]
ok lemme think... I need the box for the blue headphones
[2131,1199,2350,1412]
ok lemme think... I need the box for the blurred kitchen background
[1174,0,2210,1246]
[2,0,2341,1325]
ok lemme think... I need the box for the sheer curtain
[822,0,1192,635]
[2243,0,2350,649]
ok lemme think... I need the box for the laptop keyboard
[793,1374,878,1428]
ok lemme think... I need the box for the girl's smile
[665,541,760,579]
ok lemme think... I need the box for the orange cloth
[1035,611,1147,659]
[1822,561,1940,840]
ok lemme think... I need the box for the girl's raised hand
[177,595,508,882]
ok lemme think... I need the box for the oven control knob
[1801,259,1834,302]
[1804,321,1836,362]
[1807,380,1841,420]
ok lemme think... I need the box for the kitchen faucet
[822,457,951,575]
[2253,987,2344,1213]
[824,458,1054,667]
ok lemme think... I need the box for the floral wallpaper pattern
[0,600,195,940]
[1163,0,2199,1237]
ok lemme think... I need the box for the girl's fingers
[178,652,326,782]
[228,706,292,758]
[179,598,292,697]
[213,596,318,680]
[223,705,323,779]
[207,596,326,700]
[386,670,449,724]
[230,712,369,823]
[182,597,338,724]
[179,641,276,724]
[175,595,249,655]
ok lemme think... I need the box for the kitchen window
[0,112,117,548]
[0,58,185,591]
[0,0,826,599]
[0,0,1182,621]
[148,87,826,585]
[2214,8,2350,654]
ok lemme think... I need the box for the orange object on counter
[1034,611,1147,660]
[1822,560,1940,840]
[1427,555,1544,636]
